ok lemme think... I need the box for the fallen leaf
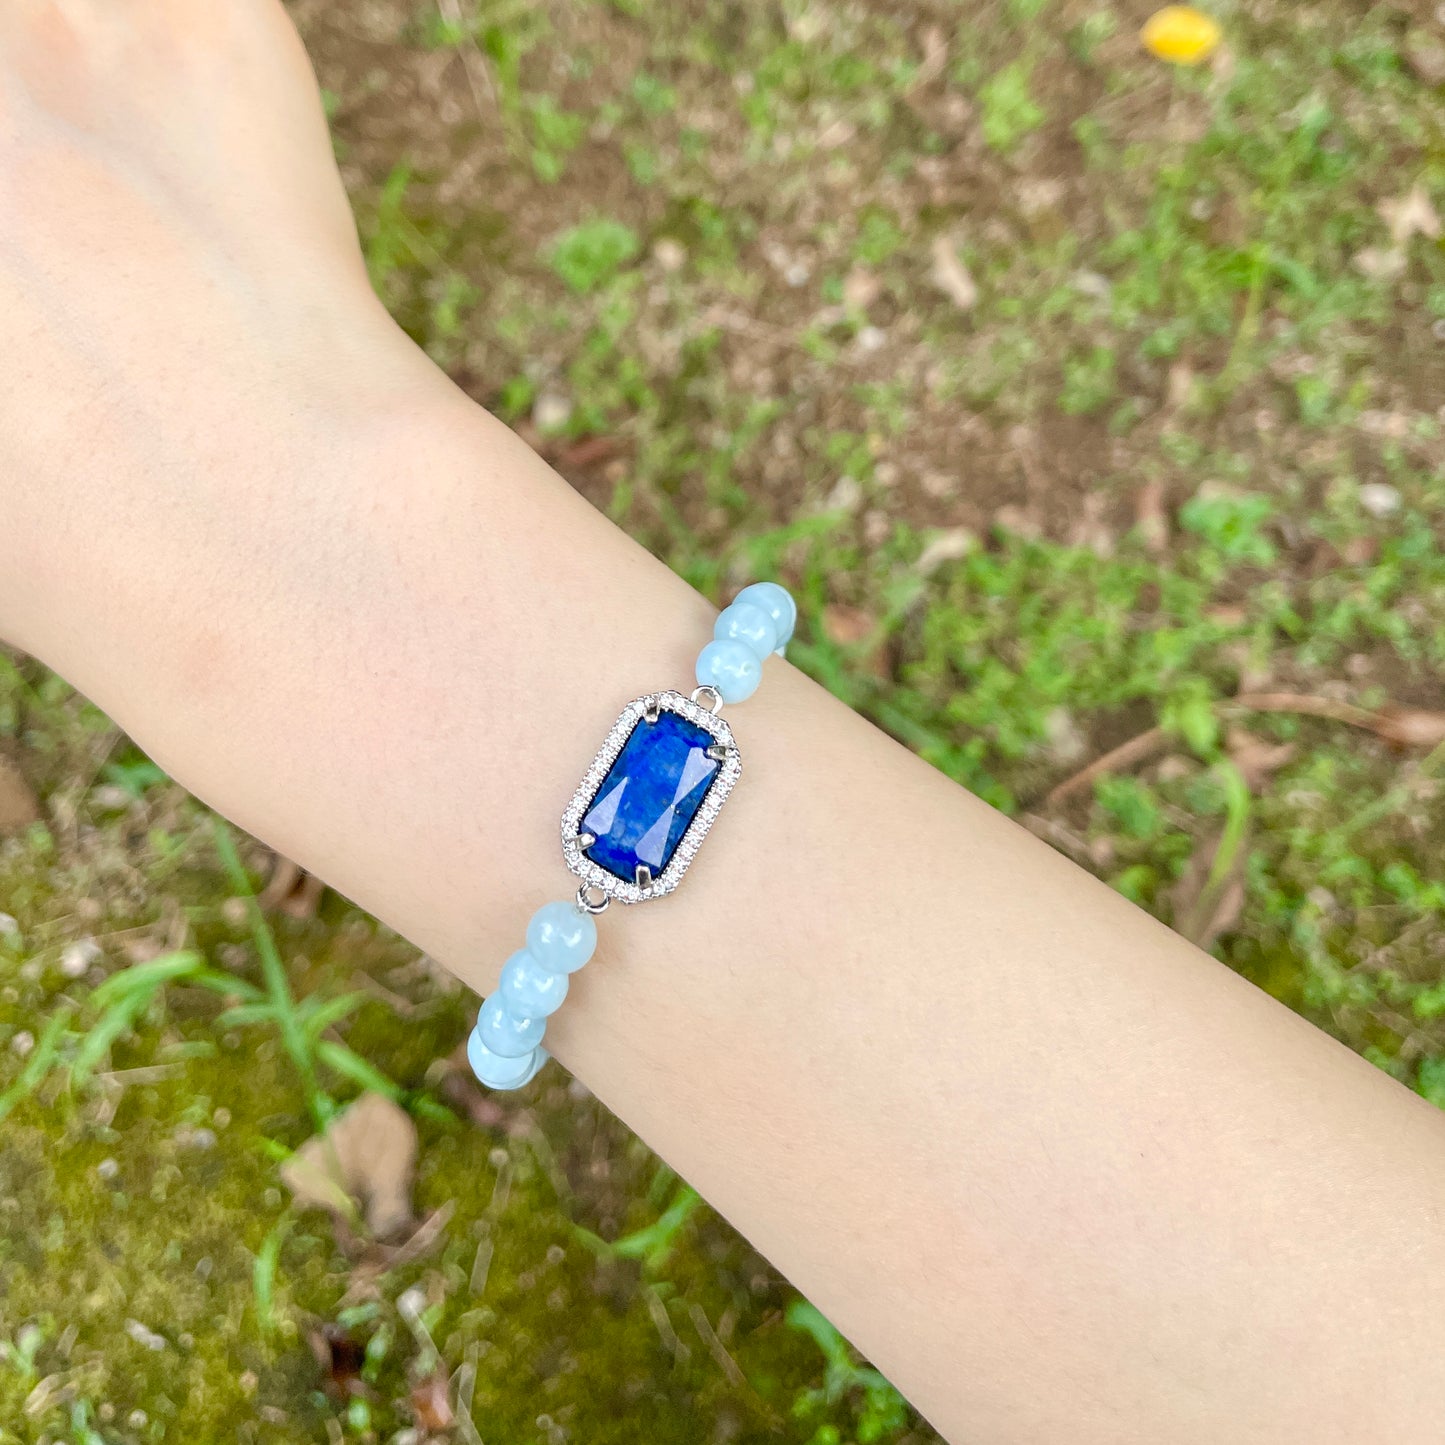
[0,754,40,836]
[1378,185,1441,247]
[1370,706,1445,751]
[913,24,948,90]
[1225,726,1296,792]
[558,434,625,469]
[915,527,975,575]
[1352,246,1406,281]
[1171,826,1248,951]
[410,1368,454,1430]
[281,1092,418,1241]
[308,1324,368,1401]
[820,604,875,646]
[929,236,978,312]
[258,856,324,920]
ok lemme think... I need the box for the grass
[2,0,1444,1439]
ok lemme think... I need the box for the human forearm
[17,371,1445,1444]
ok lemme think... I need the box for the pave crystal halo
[561,689,742,905]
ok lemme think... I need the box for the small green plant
[1178,490,1278,566]
[574,1181,701,1275]
[786,1300,909,1443]
[1059,344,1117,415]
[978,60,1046,152]
[548,219,642,293]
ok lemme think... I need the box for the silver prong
[635,864,652,887]
[706,744,730,763]
[643,702,661,723]
[575,831,597,849]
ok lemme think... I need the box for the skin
[3,5,1445,1440]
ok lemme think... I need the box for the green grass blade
[0,1006,72,1124]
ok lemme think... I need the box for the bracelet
[466,581,797,1090]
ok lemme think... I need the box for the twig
[1045,727,1168,808]
[1047,691,1436,808]
[1224,692,1381,730]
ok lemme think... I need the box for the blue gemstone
[583,709,720,883]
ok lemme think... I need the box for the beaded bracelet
[466,581,797,1090]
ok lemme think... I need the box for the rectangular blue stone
[582,709,720,884]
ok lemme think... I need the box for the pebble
[652,237,686,272]
[10,1031,33,1059]
[59,939,101,979]
[123,1319,167,1352]
[532,393,572,432]
[1359,482,1402,518]
[97,1158,119,1181]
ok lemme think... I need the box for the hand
[0,0,427,655]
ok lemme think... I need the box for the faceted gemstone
[582,709,720,883]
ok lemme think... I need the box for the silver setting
[562,689,742,905]
[642,701,661,723]
[574,830,597,849]
[635,864,652,887]
[706,743,730,763]
[575,883,610,915]
[690,684,724,714]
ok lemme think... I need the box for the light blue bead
[695,638,762,703]
[512,1047,549,1089]
[467,1027,540,1089]
[734,582,796,647]
[526,901,597,974]
[714,601,778,660]
[499,949,569,1019]
[477,993,545,1057]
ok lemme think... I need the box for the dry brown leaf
[308,1324,367,1401]
[281,1092,418,1241]
[929,236,978,311]
[915,527,975,576]
[1352,246,1406,280]
[1378,184,1441,247]
[258,855,324,920]
[914,24,948,89]
[1370,706,1445,751]
[558,434,625,469]
[1171,827,1248,951]
[410,1369,454,1430]
[821,604,875,646]
[1225,726,1296,792]
[0,755,40,836]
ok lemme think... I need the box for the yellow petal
[1141,6,1222,66]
